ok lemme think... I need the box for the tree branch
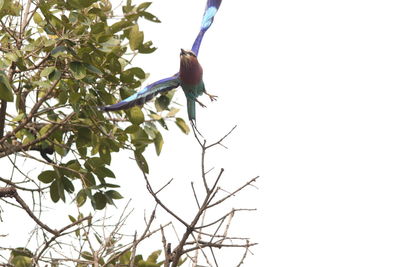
[0,101,6,139]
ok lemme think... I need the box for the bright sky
[134,0,400,266]
[2,0,400,266]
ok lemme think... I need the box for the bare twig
[236,240,251,267]
[207,176,259,209]
[140,125,257,267]
[160,225,171,267]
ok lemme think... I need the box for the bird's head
[180,49,198,68]
[180,49,196,59]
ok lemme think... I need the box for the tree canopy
[0,0,189,210]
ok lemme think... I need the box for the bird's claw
[206,93,218,102]
[196,99,207,108]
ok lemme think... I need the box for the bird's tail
[187,98,196,122]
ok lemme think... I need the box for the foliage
[0,0,190,211]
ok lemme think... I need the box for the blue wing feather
[101,75,181,111]
[191,0,222,56]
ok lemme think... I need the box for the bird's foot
[196,99,207,108]
[205,92,218,102]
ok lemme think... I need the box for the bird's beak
[180,49,186,56]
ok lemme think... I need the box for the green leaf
[127,106,144,125]
[51,46,68,57]
[155,95,170,112]
[108,56,121,73]
[153,132,163,156]
[175,118,190,134]
[50,181,60,202]
[0,71,13,101]
[105,190,123,200]
[121,67,145,83]
[138,41,157,54]
[91,22,105,34]
[38,170,55,183]
[68,215,76,223]
[137,2,152,11]
[12,113,26,122]
[49,69,61,81]
[11,256,32,267]
[140,11,161,23]
[86,157,104,170]
[5,52,18,62]
[138,260,159,267]
[76,189,87,207]
[77,127,91,145]
[119,251,131,265]
[39,124,53,136]
[62,177,75,193]
[68,0,99,9]
[40,66,55,77]
[109,20,132,34]
[134,151,149,174]
[129,24,144,51]
[134,255,143,265]
[83,63,103,75]
[93,192,107,210]
[147,250,161,263]
[177,257,187,266]
[81,251,93,261]
[33,12,43,25]
[11,248,33,258]
[69,61,86,79]
[167,107,180,117]
[94,166,115,179]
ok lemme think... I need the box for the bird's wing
[191,0,223,56]
[101,75,181,111]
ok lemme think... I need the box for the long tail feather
[187,98,196,121]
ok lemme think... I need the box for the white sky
[2,0,400,266]
[134,0,400,266]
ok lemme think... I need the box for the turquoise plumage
[102,0,222,123]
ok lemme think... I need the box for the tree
[0,0,186,210]
[0,1,257,266]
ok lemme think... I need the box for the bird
[101,0,223,123]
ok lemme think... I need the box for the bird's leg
[196,99,207,108]
[204,90,218,101]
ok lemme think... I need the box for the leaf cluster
[0,0,189,210]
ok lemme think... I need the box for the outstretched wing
[191,0,223,56]
[101,75,181,111]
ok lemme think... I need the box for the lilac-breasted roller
[101,0,223,122]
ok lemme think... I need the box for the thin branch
[182,242,257,254]
[0,187,58,235]
[0,101,6,139]
[205,125,237,150]
[155,178,174,195]
[33,215,92,266]
[104,222,171,266]
[195,209,255,230]
[143,173,189,228]
[236,240,250,267]
[207,176,259,209]
[0,76,61,146]
[0,112,75,158]
[0,177,44,192]
[191,182,200,209]
[160,225,171,267]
